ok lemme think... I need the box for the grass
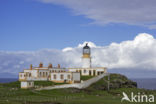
[1,81,20,88]
[0,74,156,104]
[80,76,94,81]
[34,81,67,87]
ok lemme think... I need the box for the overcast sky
[0,0,156,78]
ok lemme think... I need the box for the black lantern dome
[83,43,90,54]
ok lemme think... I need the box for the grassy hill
[0,74,155,104]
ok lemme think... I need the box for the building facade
[19,63,80,89]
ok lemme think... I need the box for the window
[29,73,31,77]
[89,70,91,75]
[39,72,41,77]
[46,72,48,76]
[43,72,45,77]
[67,75,70,79]
[26,73,28,77]
[84,70,86,73]
[83,48,90,54]
[54,74,56,79]
[60,74,64,79]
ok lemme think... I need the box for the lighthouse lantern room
[82,43,91,68]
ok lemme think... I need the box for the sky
[0,0,156,78]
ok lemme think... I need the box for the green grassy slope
[0,74,155,104]
[81,76,94,81]
[34,81,66,87]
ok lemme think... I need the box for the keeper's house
[19,63,80,89]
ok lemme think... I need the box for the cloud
[39,0,156,29]
[0,33,156,77]
[64,33,156,70]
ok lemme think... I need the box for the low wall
[35,73,109,90]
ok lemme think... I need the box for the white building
[20,81,34,89]
[19,43,107,89]
[19,63,80,89]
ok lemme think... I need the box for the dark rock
[89,73,137,90]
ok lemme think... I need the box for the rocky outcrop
[89,73,137,90]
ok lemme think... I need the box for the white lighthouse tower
[82,43,91,68]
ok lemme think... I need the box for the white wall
[72,73,80,81]
[50,72,72,81]
[19,73,26,80]
[21,82,27,88]
[82,58,91,68]
[31,70,38,78]
[68,68,77,72]
[24,69,38,78]
[81,69,89,75]
[21,81,34,88]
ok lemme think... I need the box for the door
[93,70,96,76]
[89,70,91,76]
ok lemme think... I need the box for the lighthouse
[82,43,91,68]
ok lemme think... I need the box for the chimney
[39,62,43,68]
[30,64,32,70]
[58,64,60,68]
[48,63,53,68]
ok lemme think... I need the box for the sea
[130,78,156,90]
[0,78,18,83]
[0,78,156,90]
